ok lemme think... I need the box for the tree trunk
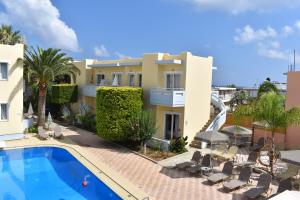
[37,83,47,126]
[269,131,275,177]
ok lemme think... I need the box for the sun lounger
[207,161,233,184]
[186,154,211,174]
[223,166,252,191]
[268,178,293,199]
[277,164,299,180]
[53,125,63,139]
[243,173,272,199]
[250,137,265,151]
[176,151,202,170]
[38,126,49,139]
[0,140,6,149]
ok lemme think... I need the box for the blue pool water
[0,147,122,200]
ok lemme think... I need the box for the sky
[1,0,300,87]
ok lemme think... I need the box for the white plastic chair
[53,125,63,139]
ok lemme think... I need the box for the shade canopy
[195,131,229,144]
[221,125,252,137]
[280,150,300,166]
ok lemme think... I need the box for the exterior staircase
[190,93,227,149]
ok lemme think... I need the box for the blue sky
[1,0,300,86]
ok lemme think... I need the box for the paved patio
[61,126,248,200]
[4,125,276,200]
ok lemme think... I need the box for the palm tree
[24,47,80,126]
[234,92,300,176]
[257,79,279,97]
[0,24,24,45]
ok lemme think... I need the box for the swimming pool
[0,147,122,200]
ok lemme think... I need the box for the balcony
[150,88,185,107]
[82,85,97,97]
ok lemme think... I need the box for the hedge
[51,84,78,104]
[96,86,143,141]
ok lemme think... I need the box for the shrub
[125,110,156,149]
[76,112,96,132]
[51,84,78,104]
[96,86,143,141]
[27,125,38,133]
[169,136,188,153]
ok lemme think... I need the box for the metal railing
[206,92,227,131]
[150,88,185,107]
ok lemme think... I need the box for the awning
[195,131,229,144]
[221,125,252,137]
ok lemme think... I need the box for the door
[165,113,180,140]
[96,74,105,85]
[166,73,181,89]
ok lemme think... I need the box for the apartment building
[73,52,213,144]
[0,44,24,136]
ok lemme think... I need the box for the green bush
[169,136,188,153]
[77,112,96,132]
[27,125,38,133]
[51,84,78,104]
[125,110,156,145]
[96,86,143,141]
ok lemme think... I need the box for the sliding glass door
[164,113,180,140]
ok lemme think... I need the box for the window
[112,73,122,86]
[96,74,105,85]
[138,74,142,87]
[166,73,181,89]
[0,63,8,80]
[0,103,8,121]
[128,74,135,86]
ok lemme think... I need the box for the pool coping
[2,143,150,200]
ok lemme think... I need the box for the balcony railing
[82,85,97,97]
[150,88,185,107]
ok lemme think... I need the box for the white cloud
[115,52,132,59]
[295,21,300,31]
[94,45,110,57]
[234,25,277,44]
[281,25,294,36]
[182,0,300,14]
[257,41,289,60]
[0,0,80,52]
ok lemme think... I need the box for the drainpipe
[251,125,255,146]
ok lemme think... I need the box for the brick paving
[62,126,245,200]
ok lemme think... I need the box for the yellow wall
[0,44,24,134]
[73,52,213,143]
[92,66,142,86]
[155,106,184,139]
[183,53,213,142]
[72,60,94,112]
[141,53,163,107]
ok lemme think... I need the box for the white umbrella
[112,75,119,86]
[47,112,53,128]
[28,102,34,116]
